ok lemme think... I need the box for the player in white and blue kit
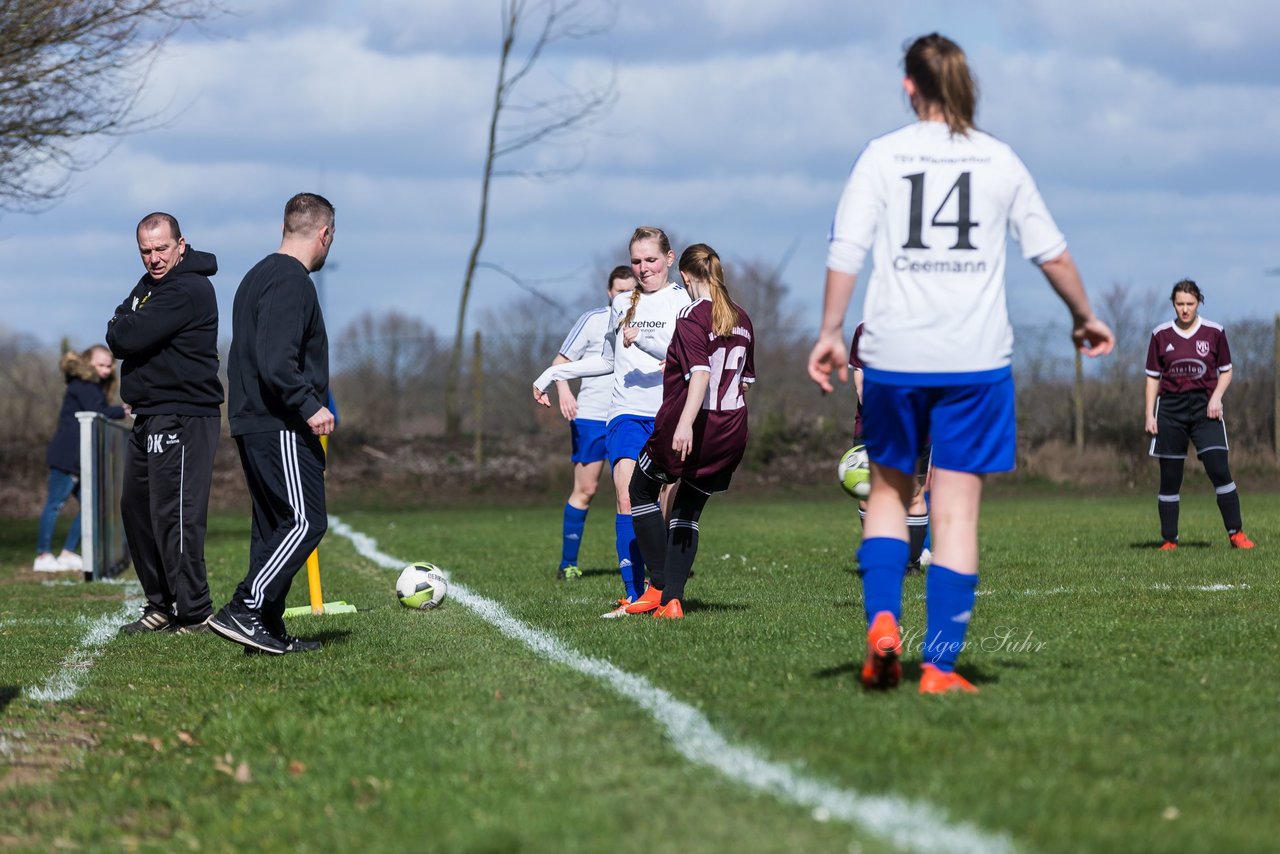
[550,266,638,580]
[808,34,1115,693]
[534,227,690,615]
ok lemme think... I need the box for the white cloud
[3,0,1278,356]
[988,0,1280,83]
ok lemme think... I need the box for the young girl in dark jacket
[34,346,127,572]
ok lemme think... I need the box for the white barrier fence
[76,411,131,581]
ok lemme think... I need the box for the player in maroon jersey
[848,322,932,573]
[1144,279,1254,550]
[622,244,755,618]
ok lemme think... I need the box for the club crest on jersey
[1196,340,1210,357]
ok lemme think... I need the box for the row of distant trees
[3,260,1275,468]
[327,272,1279,462]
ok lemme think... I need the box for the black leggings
[629,468,712,605]
[1157,449,1242,540]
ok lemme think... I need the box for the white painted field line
[329,516,1015,854]
[24,583,144,703]
[968,582,1249,599]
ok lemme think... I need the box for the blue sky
[2,0,1277,351]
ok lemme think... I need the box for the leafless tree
[0,328,59,438]
[443,0,617,436]
[0,0,213,209]
[330,310,443,437]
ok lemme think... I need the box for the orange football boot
[919,664,978,694]
[653,599,684,619]
[623,584,664,614]
[860,611,902,690]
[1158,541,1178,552]
[1229,531,1255,549]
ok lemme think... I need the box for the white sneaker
[600,598,632,619]
[33,553,63,572]
[56,551,84,571]
[918,548,933,570]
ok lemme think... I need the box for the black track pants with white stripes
[232,430,327,625]
[121,414,218,623]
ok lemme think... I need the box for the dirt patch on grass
[0,707,100,793]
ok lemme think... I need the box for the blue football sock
[561,504,588,568]
[615,513,641,600]
[923,565,979,673]
[856,537,908,622]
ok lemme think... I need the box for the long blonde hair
[620,226,671,331]
[679,243,738,337]
[60,344,118,401]
[903,33,977,135]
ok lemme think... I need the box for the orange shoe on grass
[1229,531,1255,549]
[860,611,902,690]
[1158,541,1178,552]
[653,599,684,619]
[919,664,978,694]
[623,585,663,614]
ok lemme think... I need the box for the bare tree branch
[443,0,617,436]
[0,0,215,210]
[474,261,576,313]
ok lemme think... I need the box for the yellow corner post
[285,434,356,617]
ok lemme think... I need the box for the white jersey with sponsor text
[603,284,689,419]
[827,121,1067,375]
[558,306,612,422]
[536,283,689,421]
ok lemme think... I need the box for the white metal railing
[76,411,131,581]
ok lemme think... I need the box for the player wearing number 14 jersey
[807,34,1114,693]
[624,244,755,618]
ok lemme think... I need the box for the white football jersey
[827,121,1067,375]
[557,306,612,422]
[536,283,689,421]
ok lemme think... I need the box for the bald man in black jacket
[107,212,222,634]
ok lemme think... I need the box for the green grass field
[2,491,1277,853]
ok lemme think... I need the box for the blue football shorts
[862,367,1016,476]
[605,414,655,465]
[570,418,608,465]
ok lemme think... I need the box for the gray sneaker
[171,617,213,635]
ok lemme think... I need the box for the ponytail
[903,33,977,135]
[679,243,738,337]
[620,284,644,331]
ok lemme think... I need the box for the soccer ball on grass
[396,562,449,610]
[838,444,871,499]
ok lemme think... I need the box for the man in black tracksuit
[106,213,222,633]
[209,193,336,655]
